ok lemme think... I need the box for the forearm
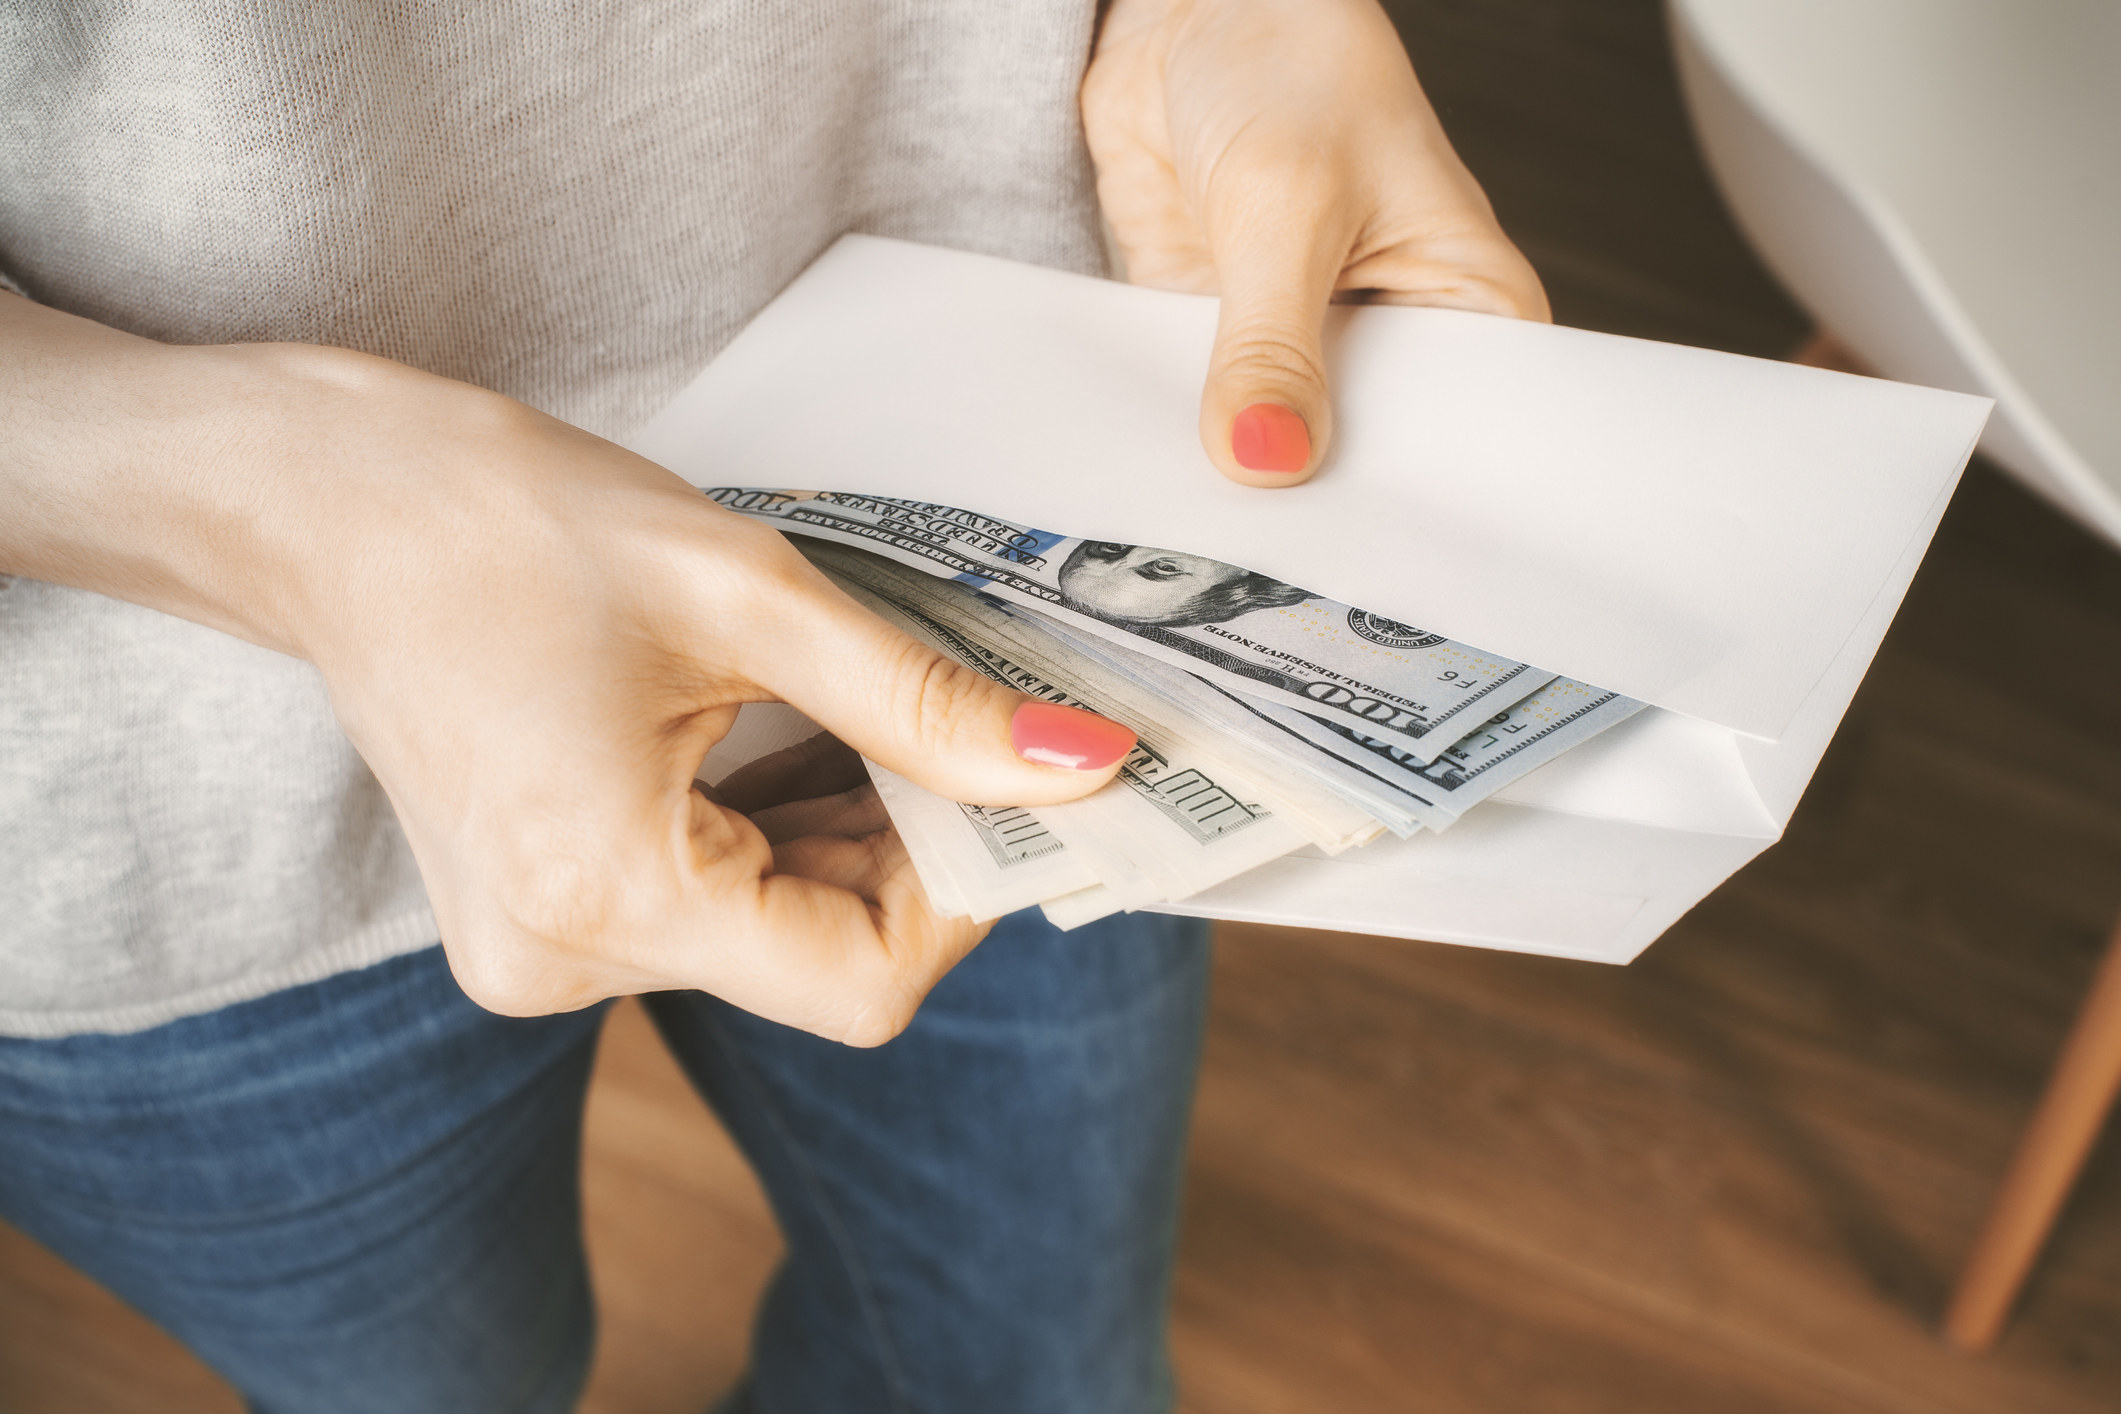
[0,293,319,650]
[0,293,598,675]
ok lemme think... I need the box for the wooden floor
[7,2,2121,1410]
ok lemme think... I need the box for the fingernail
[1011,701,1135,771]
[1231,403,1311,473]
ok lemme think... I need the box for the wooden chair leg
[1945,912,2121,1350]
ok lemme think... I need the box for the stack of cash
[711,489,1644,929]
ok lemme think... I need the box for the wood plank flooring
[5,1,2120,1410]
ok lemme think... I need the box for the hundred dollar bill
[709,488,1554,763]
[864,763,1101,922]
[823,570,1318,919]
[1010,604,1434,836]
[1236,677,1647,832]
[1016,604,1642,834]
[803,540,1382,852]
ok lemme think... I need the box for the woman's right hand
[0,298,1135,1044]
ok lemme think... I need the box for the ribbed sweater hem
[0,908,441,1039]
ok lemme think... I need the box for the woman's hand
[1083,0,1549,486]
[696,732,975,1043]
[0,298,1135,1044]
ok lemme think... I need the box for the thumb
[1198,195,1351,488]
[742,563,1137,808]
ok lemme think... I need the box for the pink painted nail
[1231,403,1310,473]
[1010,701,1136,771]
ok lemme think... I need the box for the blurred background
[5,1,2118,1409]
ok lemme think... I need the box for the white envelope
[628,236,1991,963]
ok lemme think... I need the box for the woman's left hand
[1083,0,1550,486]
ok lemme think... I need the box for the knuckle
[1214,323,1328,395]
[491,827,617,947]
[692,793,774,873]
[890,648,995,756]
[1475,267,1552,323]
[834,991,919,1049]
[443,925,573,1017]
[860,825,899,870]
[834,1016,896,1050]
[1207,129,1342,212]
[454,969,543,1018]
[826,940,932,1049]
[458,803,656,974]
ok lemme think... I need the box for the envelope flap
[629,236,1990,739]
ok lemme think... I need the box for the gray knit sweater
[0,0,1105,1036]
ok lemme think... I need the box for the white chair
[1670,0,2120,542]
[1667,0,2121,1350]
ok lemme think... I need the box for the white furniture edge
[1668,1,2121,544]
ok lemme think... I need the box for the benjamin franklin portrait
[1056,542,1315,630]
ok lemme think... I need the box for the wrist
[91,336,416,662]
[0,295,486,667]
[0,299,302,651]
[138,340,340,656]
[203,340,553,674]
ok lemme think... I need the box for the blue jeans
[0,910,1210,1414]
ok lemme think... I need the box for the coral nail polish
[1011,701,1135,771]
[1231,403,1310,473]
